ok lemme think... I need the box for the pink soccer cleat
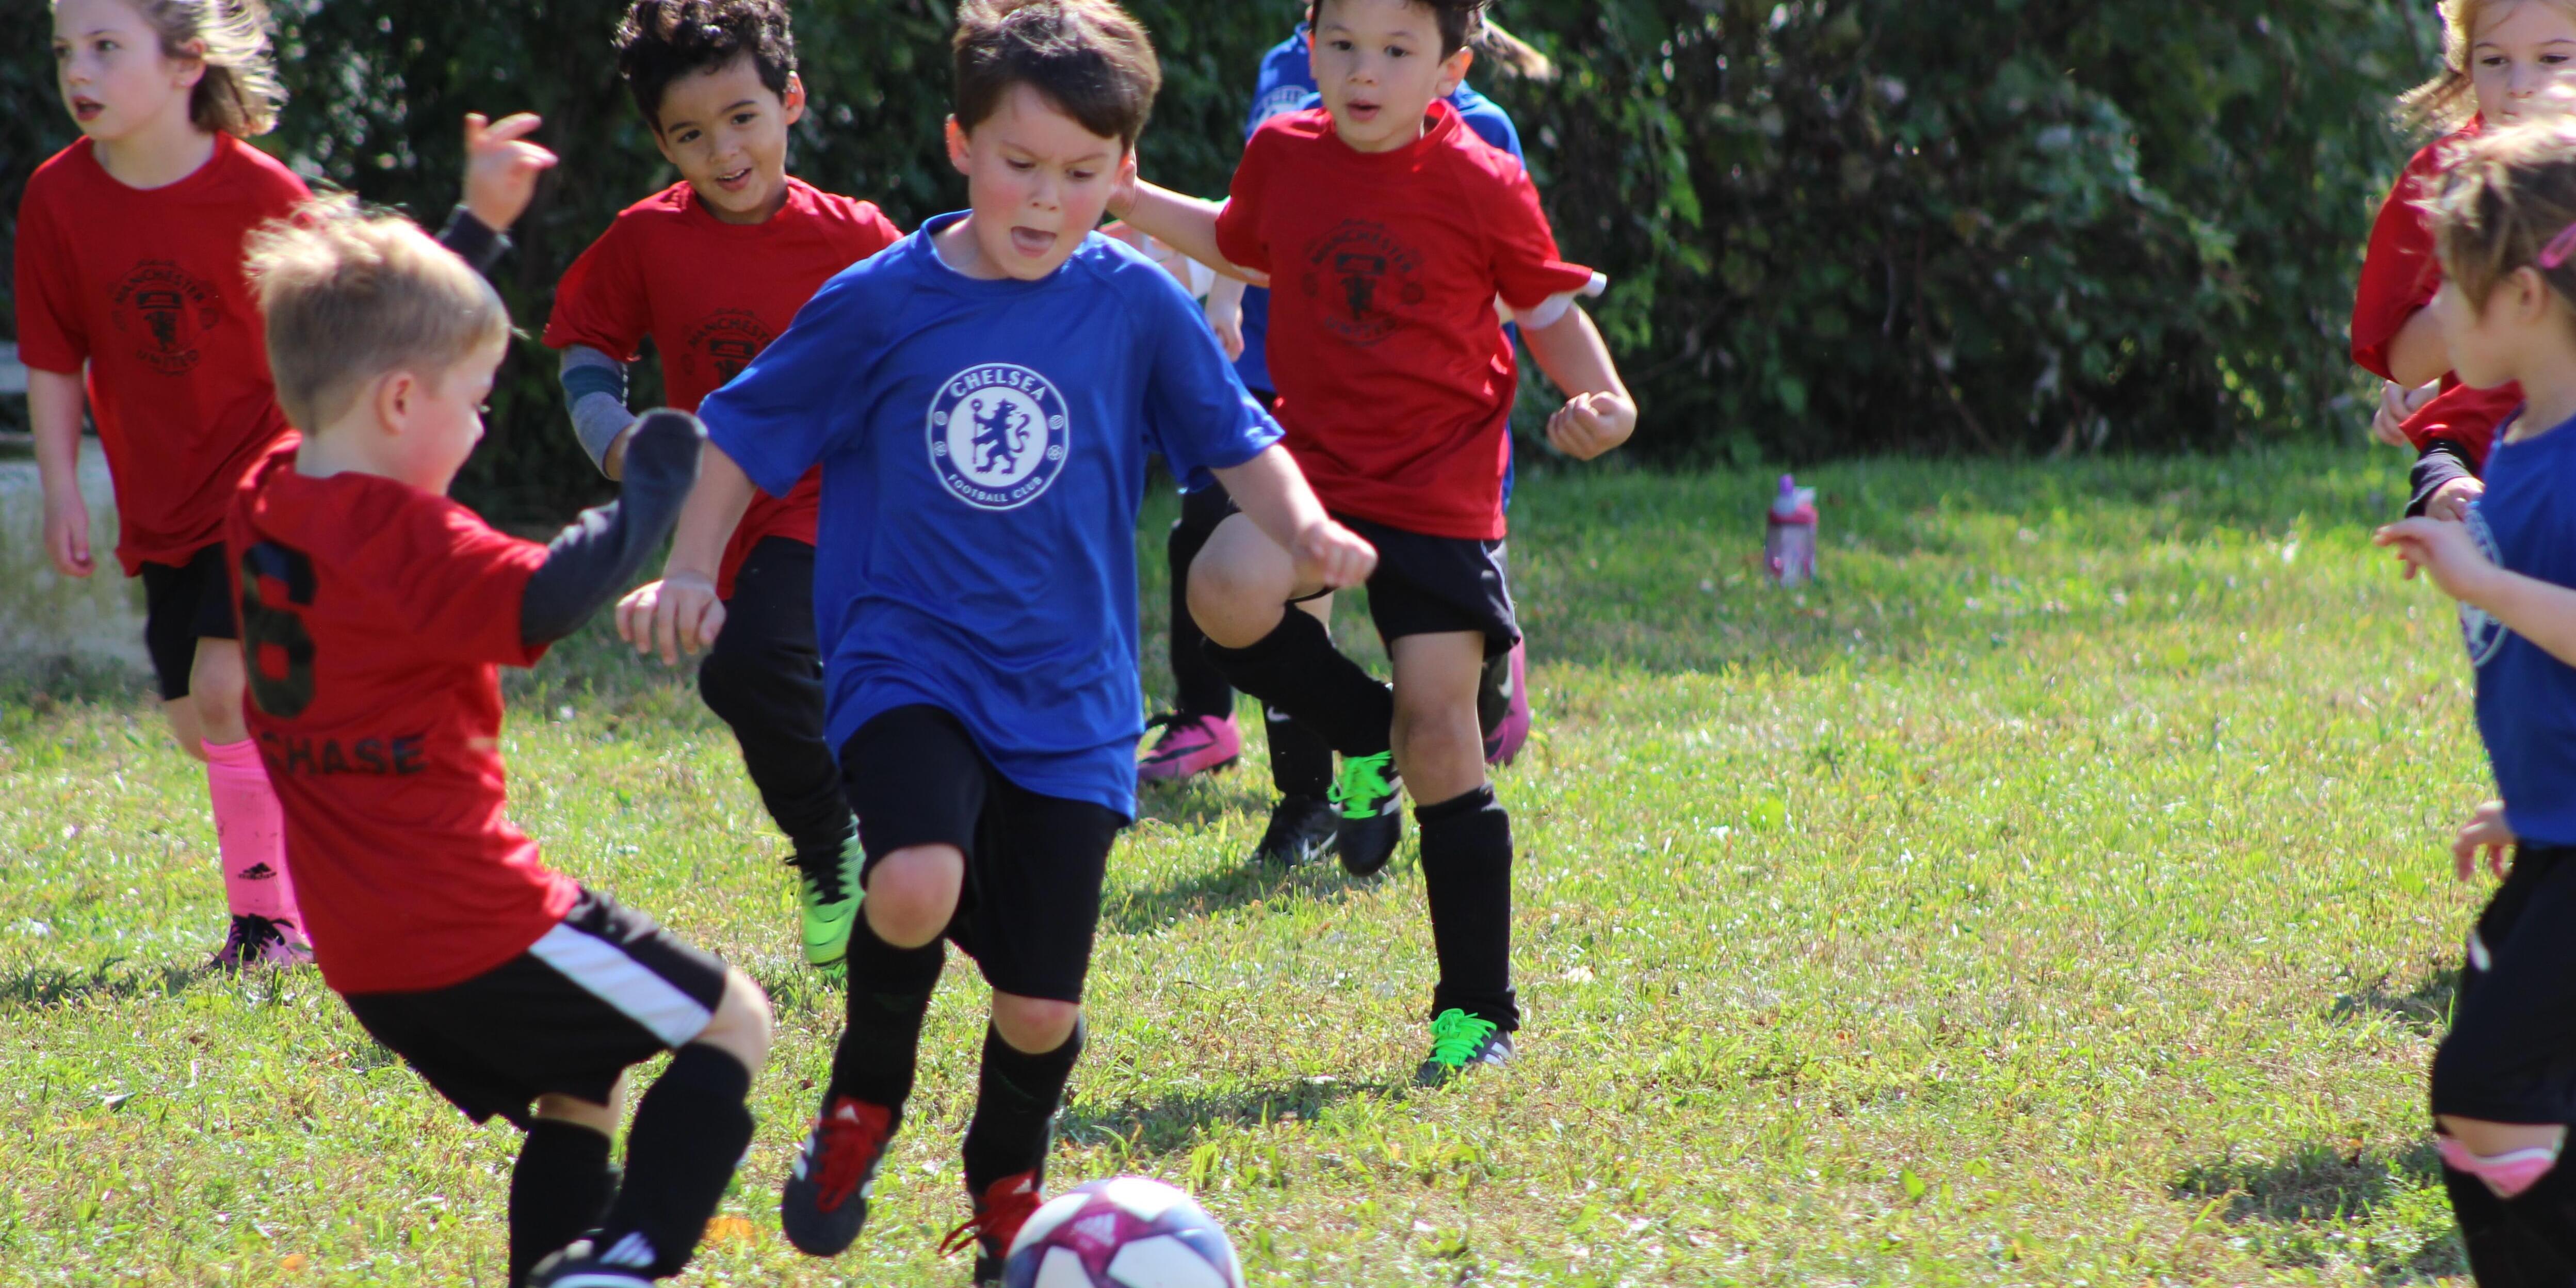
[1484,641,1532,767]
[1137,712,1241,783]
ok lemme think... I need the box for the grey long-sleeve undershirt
[520,409,704,646]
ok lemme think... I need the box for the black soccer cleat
[1252,794,1339,868]
[1330,751,1404,877]
[780,1094,900,1257]
[1414,1009,1515,1087]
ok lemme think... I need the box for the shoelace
[1426,1010,1499,1068]
[1330,752,1397,819]
[937,1172,1043,1259]
[809,1099,893,1211]
[797,849,852,907]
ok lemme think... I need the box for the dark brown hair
[1307,0,1492,59]
[952,0,1161,148]
[2428,117,2576,313]
[613,0,797,132]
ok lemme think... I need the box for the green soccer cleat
[1330,750,1403,877]
[797,835,864,979]
[1414,1008,1514,1087]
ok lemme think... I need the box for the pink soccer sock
[203,738,304,932]
[2439,1135,2562,1199]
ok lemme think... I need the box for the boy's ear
[372,370,416,434]
[945,116,972,175]
[2512,265,2556,325]
[780,72,807,128]
[170,37,208,91]
[1435,46,1473,98]
[649,116,680,169]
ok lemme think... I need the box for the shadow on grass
[1099,854,1386,937]
[2172,1140,2464,1283]
[0,959,203,1013]
[2330,969,2458,1038]
[1062,1075,1381,1157]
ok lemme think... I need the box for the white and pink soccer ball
[1000,1177,1245,1288]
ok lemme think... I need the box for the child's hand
[2375,515,2501,605]
[40,485,92,578]
[1546,391,1636,460]
[2453,798,2515,881]
[1292,519,1377,591]
[2425,476,2486,522]
[1205,291,1244,362]
[461,112,558,235]
[2373,380,2436,447]
[617,572,725,666]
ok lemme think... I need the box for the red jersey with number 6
[226,443,576,995]
[14,134,312,574]
[1213,100,1596,540]
[543,178,900,597]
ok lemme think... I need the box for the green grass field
[0,446,2500,1286]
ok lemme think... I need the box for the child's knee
[533,1089,621,1135]
[991,993,1080,1053]
[188,644,248,733]
[863,845,965,946]
[696,968,773,1071]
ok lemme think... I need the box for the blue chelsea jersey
[702,215,1283,818]
[2465,412,2576,846]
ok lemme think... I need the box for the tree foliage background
[3,0,2435,524]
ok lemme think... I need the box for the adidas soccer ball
[1000,1177,1245,1288]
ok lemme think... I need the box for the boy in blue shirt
[2377,119,2576,1281]
[615,0,1373,1279]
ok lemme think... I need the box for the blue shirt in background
[2466,412,2576,846]
[703,216,1282,818]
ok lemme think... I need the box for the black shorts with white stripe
[341,888,730,1127]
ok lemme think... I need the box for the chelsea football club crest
[928,363,1070,510]
[2462,502,2508,667]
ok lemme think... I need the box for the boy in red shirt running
[1113,0,1636,1085]
[21,0,550,967]
[232,206,771,1288]
[543,0,902,979]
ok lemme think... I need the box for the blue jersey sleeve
[698,266,881,496]
[1132,264,1281,487]
[1449,87,1526,161]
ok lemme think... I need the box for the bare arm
[2379,516,2576,668]
[1209,444,1376,589]
[2388,309,2451,390]
[614,441,757,664]
[1519,305,1639,460]
[1110,181,1269,287]
[29,368,93,577]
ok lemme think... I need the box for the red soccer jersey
[1214,101,1596,540]
[14,134,311,574]
[226,444,577,995]
[2352,124,2519,470]
[544,178,901,595]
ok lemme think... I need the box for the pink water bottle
[1765,474,1818,586]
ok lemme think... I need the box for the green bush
[4,0,2435,520]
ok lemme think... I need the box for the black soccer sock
[1168,503,1238,720]
[1417,786,1519,1033]
[827,919,946,1108]
[1265,704,1334,800]
[1203,609,1393,758]
[508,1119,617,1287]
[961,1020,1085,1197]
[596,1044,756,1278]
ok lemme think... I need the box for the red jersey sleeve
[543,219,651,359]
[1479,161,1597,313]
[835,201,903,263]
[374,500,552,669]
[2352,137,2457,380]
[1214,128,1277,273]
[11,178,86,374]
